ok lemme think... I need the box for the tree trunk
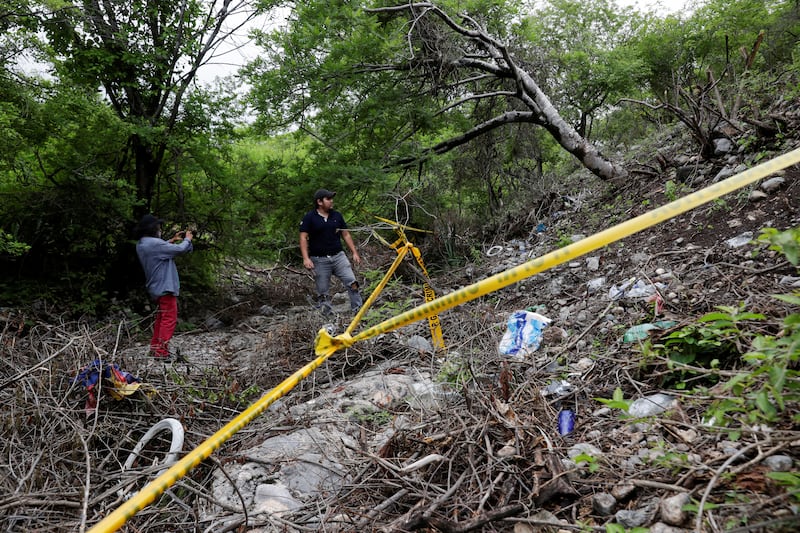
[373,3,627,182]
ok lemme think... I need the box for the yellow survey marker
[316,147,800,356]
[350,214,445,350]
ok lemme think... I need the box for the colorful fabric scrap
[72,359,144,413]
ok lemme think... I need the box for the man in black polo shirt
[299,189,363,315]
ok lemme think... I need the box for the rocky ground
[1,135,799,532]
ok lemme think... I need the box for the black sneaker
[173,347,186,362]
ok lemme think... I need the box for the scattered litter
[72,359,150,414]
[119,418,185,500]
[486,245,504,257]
[725,232,753,248]
[628,393,676,418]
[587,277,606,294]
[541,380,574,397]
[608,278,667,301]
[498,310,551,360]
[779,275,800,286]
[622,320,677,342]
[558,409,575,435]
[649,291,665,315]
[399,453,446,473]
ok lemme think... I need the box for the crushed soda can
[558,409,575,436]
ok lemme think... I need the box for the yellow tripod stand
[345,215,445,352]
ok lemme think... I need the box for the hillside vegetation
[1,0,800,531]
[1,121,799,531]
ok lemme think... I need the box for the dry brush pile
[2,174,800,532]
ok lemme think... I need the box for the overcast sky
[198,0,690,84]
[16,1,692,86]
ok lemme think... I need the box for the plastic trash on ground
[498,310,552,360]
[608,278,667,301]
[541,380,574,397]
[628,393,676,417]
[72,359,148,414]
[725,232,753,248]
[622,320,678,342]
[558,409,575,435]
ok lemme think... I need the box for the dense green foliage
[1,0,799,314]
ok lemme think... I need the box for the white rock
[628,393,676,418]
[760,176,785,193]
[660,493,690,526]
[253,482,302,515]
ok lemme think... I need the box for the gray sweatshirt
[136,236,193,299]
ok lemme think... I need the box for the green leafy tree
[0,1,276,311]
[520,0,648,139]
[245,0,629,193]
[630,0,796,156]
[0,82,139,310]
[38,0,270,211]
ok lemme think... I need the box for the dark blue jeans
[311,251,363,313]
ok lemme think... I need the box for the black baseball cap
[134,213,165,238]
[314,189,336,200]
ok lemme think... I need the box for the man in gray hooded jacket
[134,214,193,359]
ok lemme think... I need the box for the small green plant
[664,179,690,201]
[655,304,764,368]
[436,354,472,386]
[361,294,415,328]
[555,231,573,248]
[683,499,721,514]
[707,198,728,213]
[757,226,800,265]
[752,150,769,163]
[766,471,800,501]
[347,407,392,428]
[469,246,483,263]
[595,387,631,412]
[361,268,392,296]
[572,452,601,473]
[650,447,692,475]
[700,227,800,429]
[738,134,759,152]
[179,368,260,407]
[176,319,197,332]
[716,303,800,426]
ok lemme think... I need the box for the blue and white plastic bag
[498,310,552,360]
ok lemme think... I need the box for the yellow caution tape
[408,244,446,350]
[87,348,336,533]
[353,216,446,349]
[315,147,800,356]
[371,213,433,234]
[90,147,799,532]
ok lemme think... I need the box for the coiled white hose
[117,418,186,502]
[123,417,185,473]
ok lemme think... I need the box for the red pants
[150,294,177,357]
